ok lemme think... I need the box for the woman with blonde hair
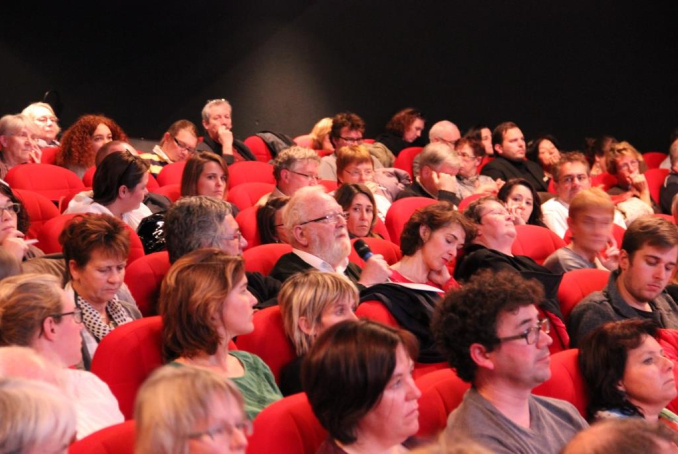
[0,114,41,179]
[160,248,281,419]
[135,365,249,454]
[278,270,358,395]
[606,141,654,224]
[21,102,61,148]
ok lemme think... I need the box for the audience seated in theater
[411,120,461,176]
[543,188,620,274]
[432,270,588,453]
[256,196,290,244]
[0,114,40,179]
[135,365,250,454]
[0,275,124,438]
[257,146,320,206]
[278,271,358,396]
[60,214,141,369]
[334,183,380,238]
[497,178,546,227]
[180,151,230,201]
[0,248,20,281]
[0,377,76,453]
[660,138,678,214]
[1,182,44,261]
[542,152,626,238]
[56,114,127,178]
[21,102,61,148]
[396,142,461,206]
[568,216,678,347]
[139,119,198,176]
[584,134,617,177]
[562,418,678,454]
[464,124,494,156]
[164,196,281,307]
[455,196,565,331]
[374,107,426,162]
[362,203,475,364]
[336,145,391,220]
[318,112,382,181]
[453,137,501,200]
[268,186,391,287]
[197,98,255,163]
[527,134,561,183]
[65,151,151,230]
[481,122,548,192]
[579,319,678,427]
[306,117,334,152]
[304,319,422,454]
[160,248,282,419]
[606,141,655,224]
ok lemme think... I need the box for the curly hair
[578,319,659,420]
[497,178,545,227]
[56,114,127,169]
[400,202,477,255]
[385,108,425,138]
[432,269,545,382]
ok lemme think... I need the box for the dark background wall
[1,1,677,152]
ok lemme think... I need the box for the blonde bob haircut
[134,365,244,454]
[605,141,645,175]
[336,145,373,179]
[21,102,61,136]
[279,270,359,356]
[159,248,245,362]
[568,187,615,221]
[0,378,76,453]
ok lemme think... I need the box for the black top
[395,179,461,206]
[198,134,256,164]
[480,155,548,192]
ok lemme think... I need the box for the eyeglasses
[287,169,319,182]
[343,168,374,178]
[559,174,589,185]
[50,308,83,324]
[497,318,550,345]
[339,136,363,144]
[173,136,197,154]
[438,138,458,147]
[0,203,21,215]
[298,212,349,226]
[618,160,640,172]
[219,232,243,242]
[34,116,59,124]
[458,151,476,160]
[188,419,253,441]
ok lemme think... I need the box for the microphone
[354,239,374,262]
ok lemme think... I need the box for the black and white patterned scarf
[75,291,132,342]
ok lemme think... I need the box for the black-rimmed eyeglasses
[497,318,550,345]
[298,212,349,226]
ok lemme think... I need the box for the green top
[169,350,282,420]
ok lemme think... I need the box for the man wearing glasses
[542,152,626,238]
[139,120,199,176]
[433,270,588,453]
[269,186,391,286]
[198,99,256,163]
[411,120,461,177]
[568,216,678,347]
[257,146,321,206]
[318,112,383,181]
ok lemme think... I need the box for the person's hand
[1,229,29,261]
[598,237,620,271]
[494,178,506,192]
[431,171,458,193]
[29,145,42,164]
[630,173,648,194]
[217,125,234,154]
[358,254,392,287]
[506,203,526,225]
[427,265,451,287]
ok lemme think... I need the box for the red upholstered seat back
[644,168,669,204]
[5,163,85,203]
[228,161,276,188]
[13,189,60,239]
[393,146,423,179]
[235,306,296,385]
[156,161,186,187]
[68,421,135,454]
[236,205,261,250]
[243,135,273,162]
[242,243,292,276]
[40,146,61,165]
[385,197,437,246]
[511,224,566,265]
[415,368,470,438]
[458,193,485,212]
[355,300,400,328]
[247,393,326,454]
[533,348,588,417]
[150,183,181,202]
[348,237,402,268]
[227,182,275,210]
[643,151,668,169]
[82,166,96,186]
[124,251,171,317]
[556,268,610,320]
[373,216,391,241]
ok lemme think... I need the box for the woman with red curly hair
[374,107,426,158]
[56,114,127,178]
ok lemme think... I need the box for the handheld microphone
[354,239,374,262]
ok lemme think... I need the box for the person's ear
[281,169,291,184]
[0,135,8,148]
[421,166,431,179]
[419,225,431,242]
[41,316,58,342]
[494,143,503,155]
[469,342,495,370]
[118,185,129,199]
[68,260,81,282]
[292,225,309,247]
[619,249,630,272]
[298,317,315,336]
[616,379,626,393]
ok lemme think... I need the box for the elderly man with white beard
[269,186,391,287]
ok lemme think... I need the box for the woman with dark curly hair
[0,182,43,261]
[56,114,127,178]
[579,319,678,427]
[497,178,546,227]
[374,107,426,157]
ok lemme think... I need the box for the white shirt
[542,197,626,238]
[64,190,152,231]
[292,248,349,275]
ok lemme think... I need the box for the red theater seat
[415,368,470,438]
[242,243,293,276]
[150,183,181,202]
[82,166,96,187]
[227,183,275,210]
[228,161,275,188]
[643,151,668,170]
[645,168,669,205]
[393,146,423,179]
[385,197,437,246]
[557,268,610,320]
[5,164,85,203]
[13,189,60,239]
[40,146,61,165]
[235,205,261,250]
[348,237,402,268]
[124,251,171,317]
[533,349,588,417]
[458,193,485,212]
[243,135,273,162]
[156,161,186,187]
[68,421,135,454]
[511,224,566,265]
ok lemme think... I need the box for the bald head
[429,120,461,146]
[562,419,678,454]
